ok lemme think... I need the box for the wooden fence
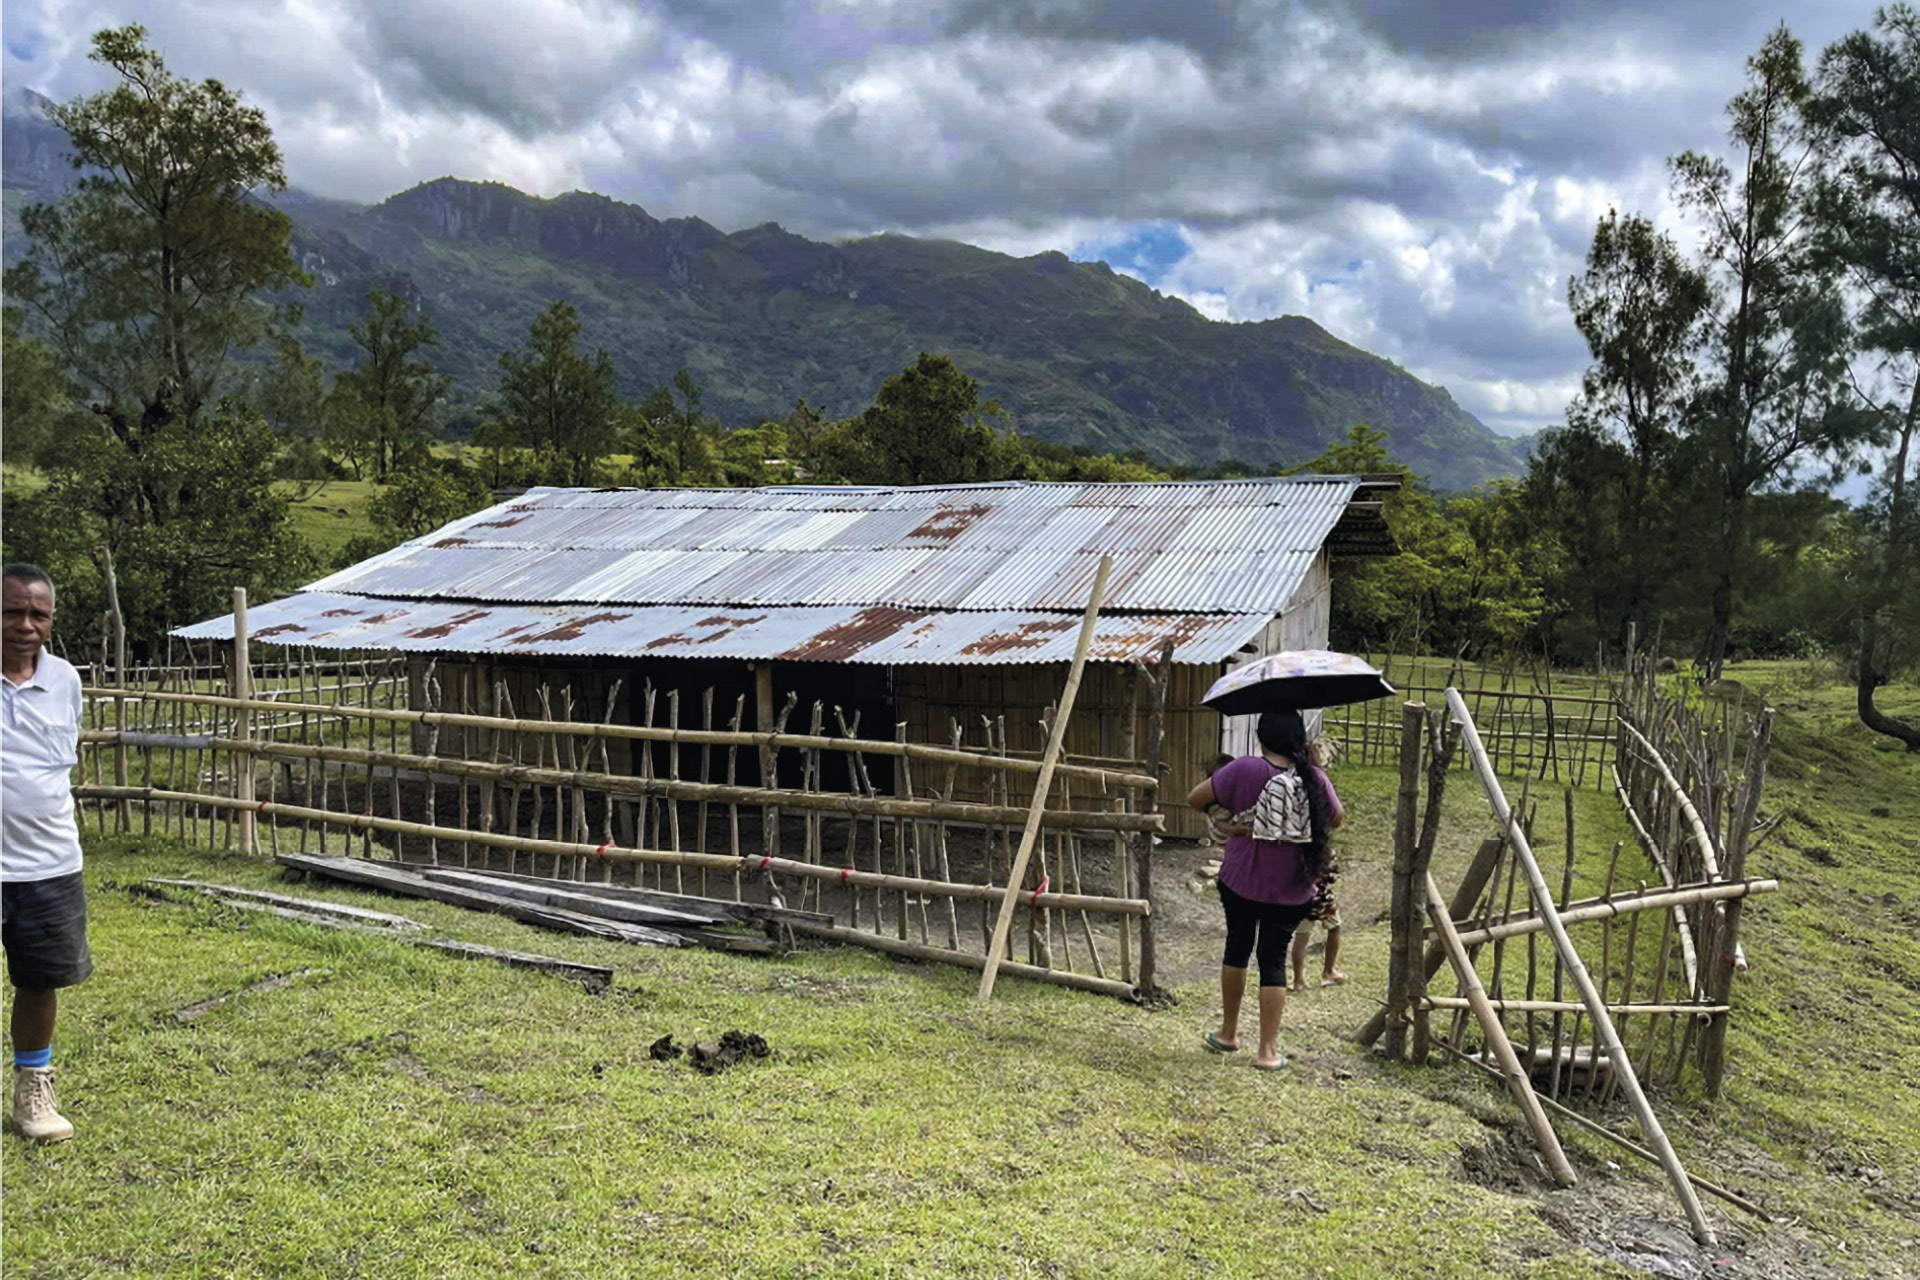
[75,643,1168,1001]
[1321,652,1619,789]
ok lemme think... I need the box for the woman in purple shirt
[1186,710,1344,1071]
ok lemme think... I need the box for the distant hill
[4,100,1527,489]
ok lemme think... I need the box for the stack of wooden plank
[274,854,831,956]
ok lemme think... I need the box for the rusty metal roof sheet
[303,477,1372,614]
[174,592,1270,665]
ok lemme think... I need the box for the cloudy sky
[2,0,1887,436]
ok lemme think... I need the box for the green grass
[279,479,379,562]
[5,660,1916,1278]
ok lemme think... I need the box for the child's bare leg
[1289,928,1310,991]
[1321,926,1347,985]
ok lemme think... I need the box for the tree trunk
[1856,616,1920,751]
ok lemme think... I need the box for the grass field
[2,661,1915,1278]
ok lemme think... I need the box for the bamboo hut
[178,477,1397,836]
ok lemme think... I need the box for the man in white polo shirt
[1,563,89,1143]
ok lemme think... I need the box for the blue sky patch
[1075,222,1189,286]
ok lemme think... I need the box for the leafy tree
[496,301,619,486]
[332,291,450,479]
[0,26,310,639]
[3,25,306,451]
[1810,5,1920,747]
[2,401,311,643]
[815,352,1017,486]
[1540,210,1714,647]
[658,368,721,483]
[1,306,83,466]
[470,417,522,490]
[1671,27,1868,677]
[253,337,330,440]
[367,461,491,542]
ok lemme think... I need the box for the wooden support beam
[979,556,1113,1001]
[1424,870,1577,1187]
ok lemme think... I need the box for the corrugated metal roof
[302,477,1365,614]
[176,592,1270,665]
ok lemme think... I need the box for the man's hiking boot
[8,1066,75,1143]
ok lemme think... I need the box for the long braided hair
[1255,710,1332,879]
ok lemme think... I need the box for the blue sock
[11,1046,52,1070]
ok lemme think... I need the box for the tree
[3,25,306,453]
[496,301,619,486]
[1810,5,1920,747]
[1,306,83,466]
[332,291,450,479]
[1671,26,1868,677]
[0,26,311,639]
[658,368,720,483]
[1545,210,1714,645]
[817,352,1016,486]
[366,462,490,542]
[253,337,329,440]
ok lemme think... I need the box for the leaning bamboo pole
[1441,1043,1772,1222]
[1447,686,1716,1246]
[73,786,1150,916]
[1424,869,1576,1186]
[81,687,1156,791]
[979,556,1113,1001]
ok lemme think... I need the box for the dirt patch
[169,967,321,1024]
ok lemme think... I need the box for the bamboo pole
[232,589,256,856]
[788,921,1135,1000]
[1618,719,1720,880]
[81,686,1158,790]
[1440,1043,1772,1222]
[149,735,1161,834]
[979,556,1113,1001]
[1447,686,1715,1246]
[1420,997,1726,1016]
[1424,870,1576,1187]
[78,785,1150,914]
[1354,833,1505,1049]
[1445,879,1777,949]
[1613,763,1701,990]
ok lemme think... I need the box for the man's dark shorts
[2,872,92,990]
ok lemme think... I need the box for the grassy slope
[2,663,1914,1278]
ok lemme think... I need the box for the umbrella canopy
[1202,649,1398,715]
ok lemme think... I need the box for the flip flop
[1204,1031,1239,1054]
[1252,1055,1290,1072]
[1321,974,1348,987]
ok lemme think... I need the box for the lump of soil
[688,1030,771,1075]
[648,1034,683,1061]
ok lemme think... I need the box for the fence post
[103,547,131,832]
[233,588,256,855]
[1385,703,1424,1060]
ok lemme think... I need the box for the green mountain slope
[4,102,1527,488]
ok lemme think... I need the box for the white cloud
[2,0,1889,440]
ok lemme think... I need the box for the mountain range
[4,97,1528,489]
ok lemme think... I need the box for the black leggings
[1218,881,1311,988]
